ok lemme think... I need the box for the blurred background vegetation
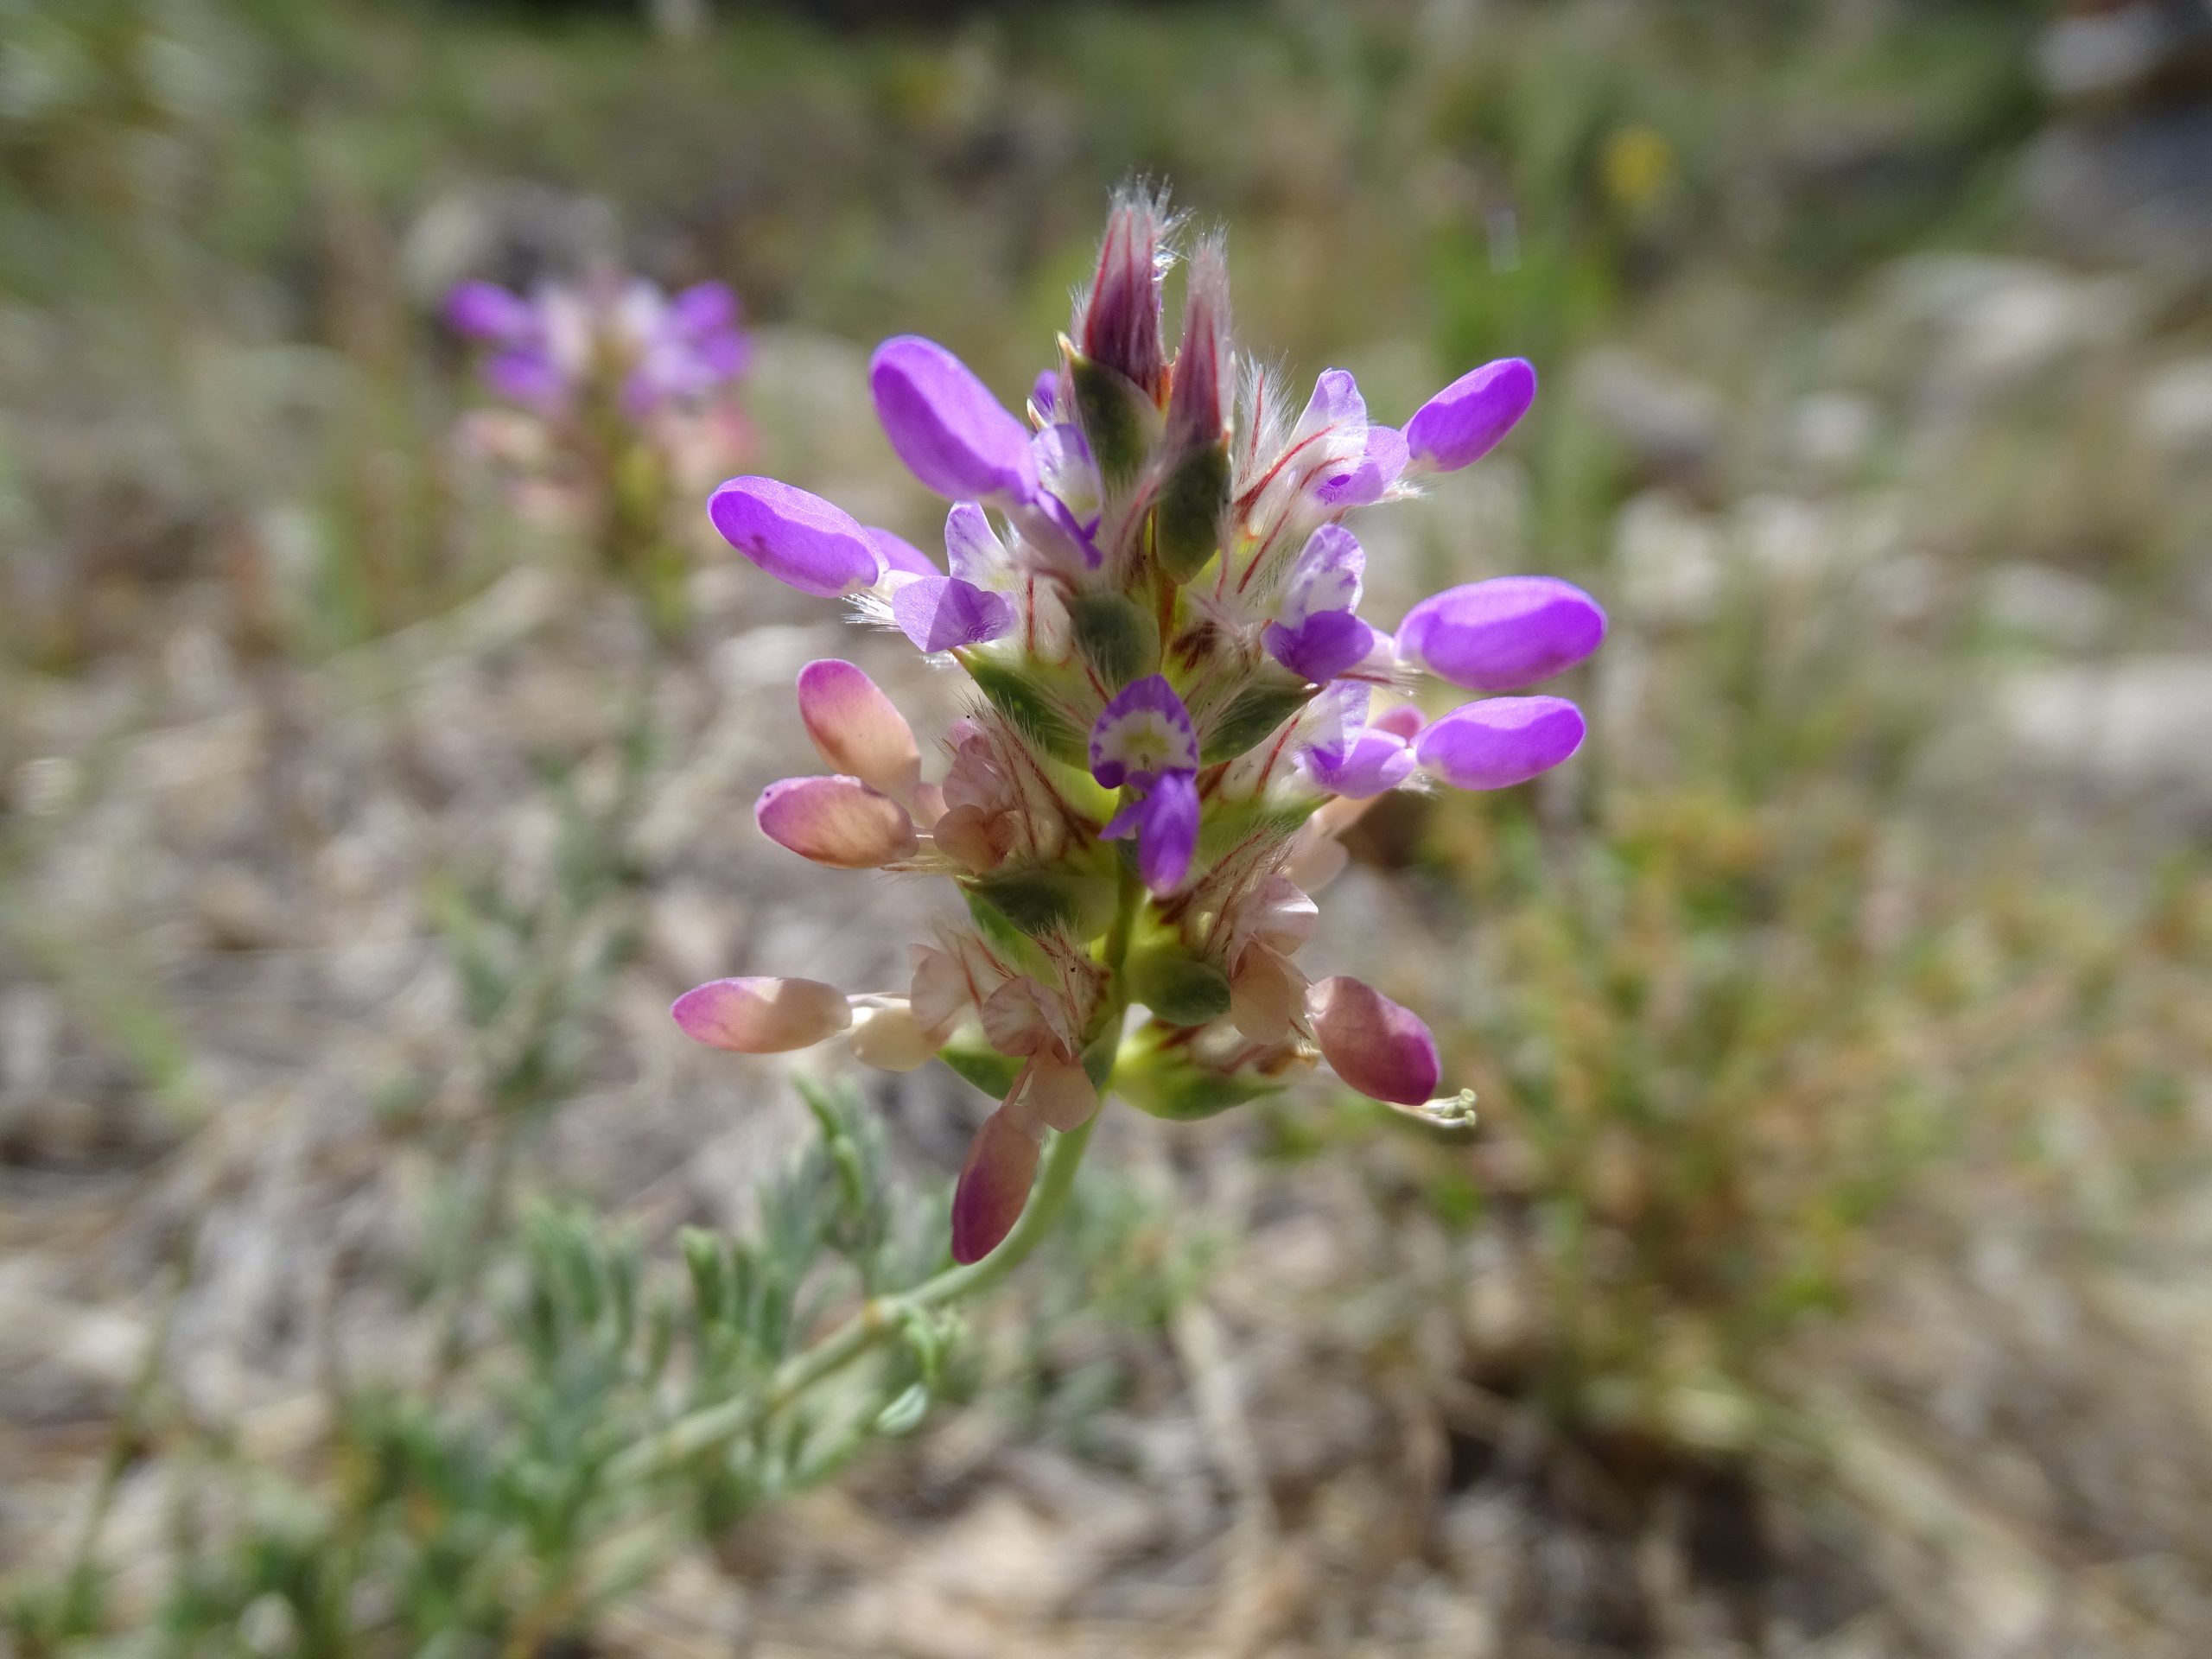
[5,1,2212,1655]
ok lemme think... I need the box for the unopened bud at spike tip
[1165,237,1230,454]
[1079,188,1169,400]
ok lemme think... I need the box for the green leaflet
[1071,353,1160,484]
[1199,677,1314,763]
[966,866,1115,940]
[1154,442,1230,583]
[938,1039,1023,1101]
[964,656,1088,766]
[1128,946,1232,1026]
[1118,1044,1285,1122]
[1069,590,1159,689]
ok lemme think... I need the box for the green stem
[615,869,1144,1488]
[607,1111,1098,1487]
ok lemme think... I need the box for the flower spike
[679,193,1599,1263]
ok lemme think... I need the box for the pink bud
[796,660,920,804]
[1307,976,1442,1106]
[671,976,851,1053]
[951,1105,1043,1265]
[755,775,919,868]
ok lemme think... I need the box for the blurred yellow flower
[1602,124,1677,213]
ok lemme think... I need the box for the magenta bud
[1414,696,1586,790]
[1398,576,1605,691]
[1404,358,1537,473]
[1308,976,1442,1106]
[709,477,884,598]
[1165,237,1230,451]
[755,775,920,868]
[868,335,1039,504]
[671,976,852,1054]
[951,1105,1043,1264]
[1079,188,1168,398]
[796,660,921,803]
[890,574,1017,654]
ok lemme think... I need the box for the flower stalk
[607,1110,1098,1488]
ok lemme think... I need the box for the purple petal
[1398,576,1607,691]
[943,502,1003,583]
[1089,675,1198,789]
[891,575,1017,654]
[483,348,569,411]
[446,281,537,343]
[692,328,751,380]
[671,976,851,1053]
[1030,370,1059,416]
[1404,358,1537,473]
[1318,423,1408,507]
[755,775,920,868]
[708,477,885,598]
[1263,611,1377,684]
[1414,696,1586,790]
[951,1104,1042,1264]
[866,526,940,577]
[869,335,1039,505]
[1294,367,1367,438]
[1103,772,1199,895]
[1302,728,1415,799]
[671,281,739,334]
[1277,524,1365,626]
[1309,976,1441,1105]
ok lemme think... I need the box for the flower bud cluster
[446,270,753,558]
[676,192,1604,1262]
